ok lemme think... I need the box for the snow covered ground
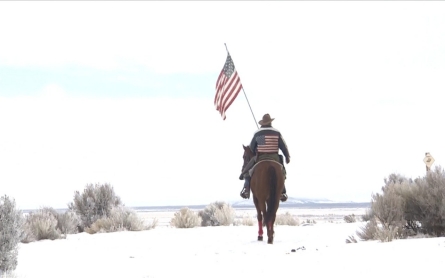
[12,207,445,278]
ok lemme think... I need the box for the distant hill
[229,197,370,209]
[230,197,333,206]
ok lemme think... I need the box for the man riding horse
[239,113,290,202]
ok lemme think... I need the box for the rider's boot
[240,177,251,199]
[280,184,288,202]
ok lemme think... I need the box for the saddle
[249,159,284,177]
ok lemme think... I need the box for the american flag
[256,134,279,153]
[214,53,243,120]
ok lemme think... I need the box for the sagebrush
[214,203,236,226]
[0,195,24,273]
[234,215,254,226]
[198,201,235,226]
[22,207,80,243]
[57,210,81,237]
[22,207,61,242]
[345,235,357,244]
[68,183,122,228]
[357,167,445,242]
[275,212,299,226]
[344,214,356,223]
[171,207,201,228]
[86,206,156,234]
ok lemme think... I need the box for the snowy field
[12,207,445,278]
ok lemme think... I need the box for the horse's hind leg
[267,216,275,244]
[267,198,280,244]
[253,197,263,241]
[266,200,281,244]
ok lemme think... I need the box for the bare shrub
[86,218,118,234]
[56,210,81,238]
[302,219,316,226]
[344,214,356,223]
[376,225,400,242]
[370,175,407,239]
[86,206,151,234]
[0,270,19,278]
[241,215,254,226]
[275,212,300,226]
[197,201,235,226]
[358,168,445,240]
[171,207,201,228]
[357,176,406,242]
[0,195,24,273]
[22,207,61,242]
[361,208,373,222]
[214,203,235,226]
[356,218,378,241]
[68,183,122,228]
[144,218,158,230]
[372,186,404,227]
[410,167,445,236]
[397,184,421,234]
[233,215,254,226]
[345,235,357,243]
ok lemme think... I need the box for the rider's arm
[278,135,290,159]
[249,135,257,155]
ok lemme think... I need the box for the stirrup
[280,193,288,202]
[240,188,250,199]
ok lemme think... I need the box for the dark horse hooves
[258,236,263,241]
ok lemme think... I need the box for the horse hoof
[258,236,263,241]
[268,239,273,244]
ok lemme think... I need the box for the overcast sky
[1,1,445,209]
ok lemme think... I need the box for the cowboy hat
[258,113,274,126]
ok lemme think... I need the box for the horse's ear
[242,144,247,150]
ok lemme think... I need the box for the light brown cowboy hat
[258,113,275,126]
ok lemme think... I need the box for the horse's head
[242,145,255,172]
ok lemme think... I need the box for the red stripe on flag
[220,72,240,111]
[214,71,225,109]
[221,73,242,119]
[214,54,243,120]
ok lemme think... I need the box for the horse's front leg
[253,197,263,241]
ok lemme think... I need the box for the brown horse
[242,145,284,244]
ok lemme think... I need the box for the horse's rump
[250,161,284,203]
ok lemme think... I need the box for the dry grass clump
[275,212,300,226]
[56,210,81,237]
[345,235,358,243]
[21,207,80,243]
[301,219,316,226]
[214,203,235,226]
[171,207,201,228]
[198,201,235,226]
[22,207,62,242]
[344,214,356,223]
[86,206,157,234]
[234,215,255,226]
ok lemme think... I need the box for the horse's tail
[265,165,277,225]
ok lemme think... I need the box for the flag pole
[224,43,259,129]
